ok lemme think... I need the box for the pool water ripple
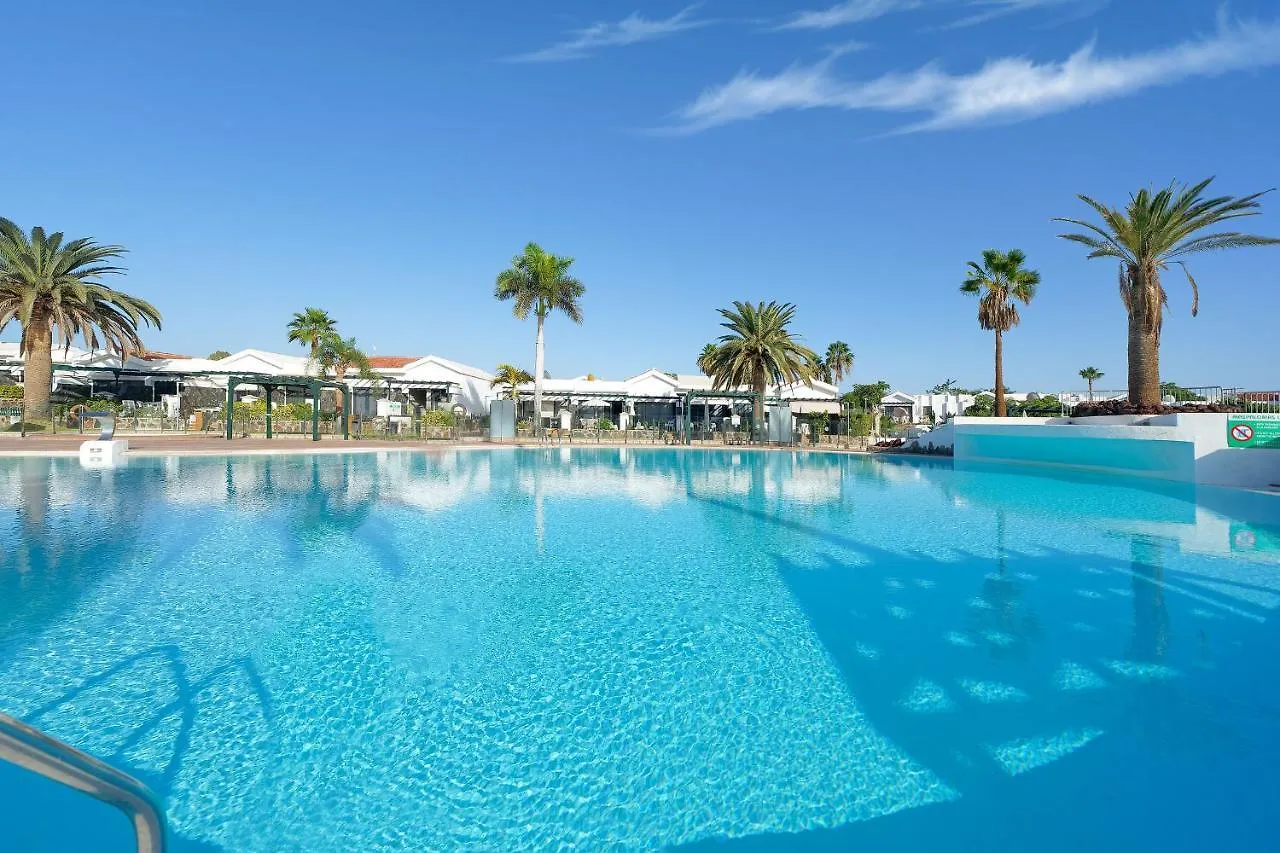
[1,449,1278,851]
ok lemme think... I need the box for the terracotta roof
[368,355,418,369]
[139,350,191,360]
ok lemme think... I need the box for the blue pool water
[1,448,1278,852]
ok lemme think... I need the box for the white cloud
[781,0,927,30]
[672,13,1280,133]
[508,6,712,62]
[947,0,1104,29]
[780,0,1102,30]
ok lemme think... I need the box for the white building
[0,342,841,425]
[880,391,975,425]
[513,369,841,431]
[0,344,499,416]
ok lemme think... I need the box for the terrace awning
[789,401,841,415]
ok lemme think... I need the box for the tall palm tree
[0,219,161,420]
[1079,366,1104,401]
[494,243,585,435]
[696,343,719,377]
[1056,178,1279,406]
[705,301,819,433]
[960,249,1039,417]
[287,307,336,358]
[491,363,534,404]
[823,341,854,388]
[312,333,375,419]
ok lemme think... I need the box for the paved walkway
[0,433,479,456]
[0,433,872,457]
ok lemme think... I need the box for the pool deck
[0,433,873,458]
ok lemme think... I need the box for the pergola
[223,375,351,441]
[679,389,842,444]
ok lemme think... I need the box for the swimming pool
[1,448,1277,851]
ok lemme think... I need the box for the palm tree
[287,307,336,358]
[1056,179,1279,406]
[494,243,585,435]
[960,249,1040,417]
[705,301,820,434]
[491,363,534,404]
[823,341,854,389]
[0,219,161,420]
[1079,366,1104,401]
[312,332,375,419]
[696,343,719,377]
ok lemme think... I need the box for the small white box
[79,439,129,467]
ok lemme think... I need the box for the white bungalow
[880,391,976,425]
[0,343,499,416]
[514,369,841,431]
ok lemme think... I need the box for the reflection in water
[0,450,1278,852]
[968,509,1041,658]
[1130,537,1171,661]
[0,459,158,639]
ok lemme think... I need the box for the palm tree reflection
[969,509,1040,657]
[1128,536,1170,661]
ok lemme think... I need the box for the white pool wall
[907,415,1280,490]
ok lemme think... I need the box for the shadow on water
[676,483,1280,853]
[10,643,272,853]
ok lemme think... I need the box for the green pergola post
[342,388,350,440]
[264,383,274,439]
[309,380,321,442]
[225,379,240,441]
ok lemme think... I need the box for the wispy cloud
[779,0,1101,30]
[947,0,1105,29]
[670,12,1280,133]
[508,6,712,62]
[781,0,927,30]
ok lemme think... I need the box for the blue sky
[3,0,1279,392]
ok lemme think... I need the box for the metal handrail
[0,713,165,852]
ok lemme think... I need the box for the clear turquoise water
[1,448,1278,852]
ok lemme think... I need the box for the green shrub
[846,412,872,436]
[422,409,456,428]
[965,399,994,417]
[277,402,314,420]
[598,417,615,431]
[80,398,123,413]
[232,400,266,419]
[0,385,22,400]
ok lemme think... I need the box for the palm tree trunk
[1128,265,1161,407]
[1087,377,1094,401]
[994,330,1006,418]
[22,323,54,421]
[334,366,347,425]
[533,313,546,437]
[753,367,766,442]
[1128,319,1160,407]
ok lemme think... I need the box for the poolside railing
[0,712,166,853]
[1056,387,1280,414]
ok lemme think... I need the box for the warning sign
[1227,414,1280,449]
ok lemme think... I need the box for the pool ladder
[0,712,165,852]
